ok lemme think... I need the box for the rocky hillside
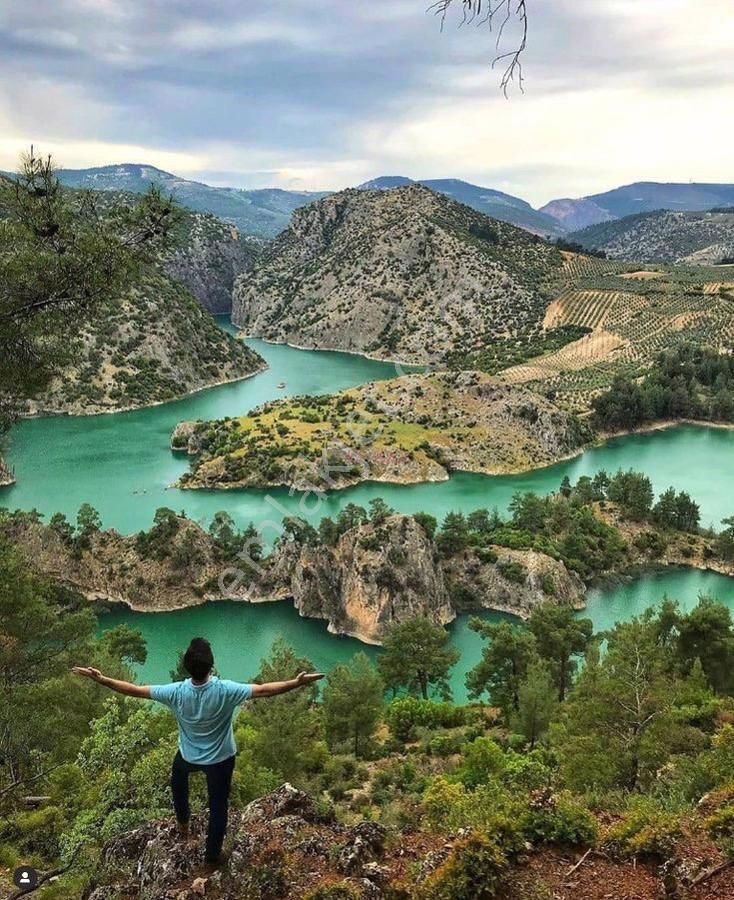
[164,210,262,313]
[3,507,585,643]
[569,209,734,264]
[358,175,564,236]
[175,372,589,492]
[67,780,734,900]
[24,268,264,415]
[232,185,565,363]
[54,163,328,237]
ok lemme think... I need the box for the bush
[418,832,507,900]
[306,884,360,900]
[706,804,734,854]
[425,731,464,758]
[457,738,506,789]
[385,698,465,742]
[521,790,597,847]
[604,798,682,860]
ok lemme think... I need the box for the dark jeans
[171,750,235,862]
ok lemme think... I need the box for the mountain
[53,164,328,238]
[541,182,734,231]
[25,202,265,416]
[539,198,616,232]
[568,209,734,264]
[232,184,565,363]
[357,175,564,236]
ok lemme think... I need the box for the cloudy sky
[0,0,732,206]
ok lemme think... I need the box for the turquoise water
[101,568,734,702]
[3,339,733,537]
[4,325,734,699]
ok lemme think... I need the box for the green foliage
[0,149,178,431]
[593,344,734,431]
[466,618,537,712]
[512,659,558,748]
[134,507,181,559]
[323,652,384,757]
[521,791,597,847]
[604,797,683,860]
[385,698,466,742]
[528,605,593,702]
[705,804,734,855]
[417,831,508,900]
[248,639,323,780]
[378,617,459,700]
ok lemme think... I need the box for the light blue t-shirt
[150,676,253,765]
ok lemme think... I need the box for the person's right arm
[250,671,324,699]
[72,666,152,699]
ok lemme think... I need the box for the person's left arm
[249,671,324,699]
[72,666,152,699]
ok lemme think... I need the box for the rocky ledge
[82,784,449,900]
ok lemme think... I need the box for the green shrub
[604,798,682,860]
[306,883,360,900]
[425,731,463,758]
[706,804,734,854]
[418,832,507,900]
[385,698,466,742]
[521,790,597,847]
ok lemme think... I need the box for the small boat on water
[277,381,286,389]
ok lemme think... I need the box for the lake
[3,328,734,699]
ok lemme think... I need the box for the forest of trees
[592,344,734,431]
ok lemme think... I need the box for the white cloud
[0,0,732,204]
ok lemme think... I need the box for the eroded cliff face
[256,515,455,643]
[4,511,586,643]
[0,454,14,486]
[164,214,261,314]
[444,546,586,619]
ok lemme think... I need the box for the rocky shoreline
[7,498,731,646]
[3,511,586,644]
[0,454,15,487]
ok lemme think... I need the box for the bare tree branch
[429,0,528,95]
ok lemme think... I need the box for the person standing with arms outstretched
[73,637,324,868]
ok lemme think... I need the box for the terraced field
[499,258,734,412]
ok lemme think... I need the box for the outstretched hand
[72,666,105,682]
[296,671,325,686]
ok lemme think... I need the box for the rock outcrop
[163,213,261,314]
[0,454,14,487]
[24,270,265,416]
[256,515,456,643]
[3,509,588,642]
[444,546,586,619]
[232,184,564,364]
[22,200,266,417]
[82,784,436,900]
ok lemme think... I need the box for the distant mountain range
[541,183,734,231]
[568,208,734,265]
[52,164,329,238]
[20,163,734,240]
